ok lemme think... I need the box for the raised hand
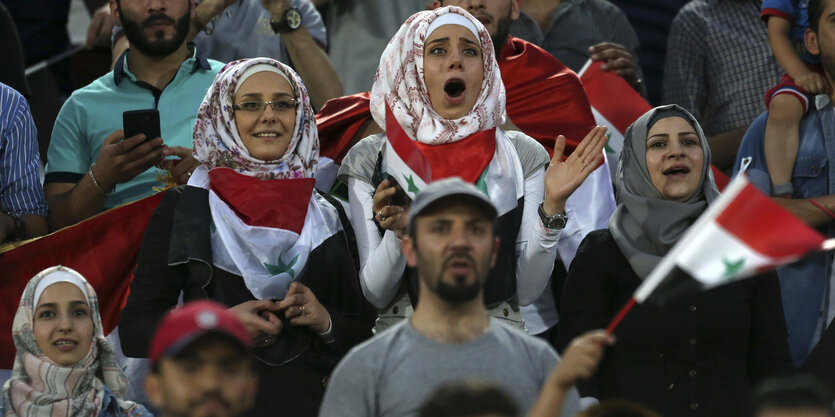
[551,330,615,389]
[542,126,608,216]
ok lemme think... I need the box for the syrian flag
[608,173,831,333]
[0,191,167,369]
[383,105,431,201]
[578,60,650,156]
[204,168,343,300]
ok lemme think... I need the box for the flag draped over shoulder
[0,191,166,368]
[578,60,729,189]
[498,37,596,157]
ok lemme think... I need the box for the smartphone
[122,109,161,141]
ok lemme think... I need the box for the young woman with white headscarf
[118,58,375,417]
[2,266,149,417]
[338,6,608,330]
[553,105,793,417]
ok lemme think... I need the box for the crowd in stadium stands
[1,0,835,416]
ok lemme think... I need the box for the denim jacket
[733,95,835,367]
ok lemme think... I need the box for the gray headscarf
[609,104,721,278]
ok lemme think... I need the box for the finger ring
[263,335,274,344]
[186,170,193,178]
[378,210,386,221]
[300,305,306,314]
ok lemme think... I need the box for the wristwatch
[538,202,567,230]
[1,208,25,241]
[270,7,302,33]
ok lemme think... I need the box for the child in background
[762,0,827,197]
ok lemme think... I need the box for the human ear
[402,235,419,268]
[510,0,520,21]
[144,373,163,409]
[806,28,821,56]
[110,0,121,26]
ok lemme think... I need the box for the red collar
[208,168,315,233]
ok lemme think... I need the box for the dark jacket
[119,185,375,417]
[554,229,793,417]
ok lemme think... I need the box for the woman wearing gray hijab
[553,105,793,417]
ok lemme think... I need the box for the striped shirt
[0,82,46,217]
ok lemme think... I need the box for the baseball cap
[408,177,498,231]
[149,300,251,365]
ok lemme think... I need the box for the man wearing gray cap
[319,178,581,417]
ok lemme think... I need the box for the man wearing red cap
[144,300,257,417]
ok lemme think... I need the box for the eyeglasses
[232,99,297,113]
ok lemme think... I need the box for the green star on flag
[721,257,745,279]
[403,174,420,194]
[264,253,299,278]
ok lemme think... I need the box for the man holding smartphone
[44,0,223,230]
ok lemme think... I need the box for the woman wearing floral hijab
[119,58,375,417]
[338,6,607,329]
[554,105,792,417]
[3,266,149,417]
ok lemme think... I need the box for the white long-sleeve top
[343,131,561,309]
[521,155,617,334]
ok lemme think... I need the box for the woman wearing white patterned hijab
[338,6,608,330]
[3,266,148,417]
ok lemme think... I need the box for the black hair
[418,381,519,417]
[810,0,824,33]
[749,375,835,417]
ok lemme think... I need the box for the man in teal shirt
[45,0,223,230]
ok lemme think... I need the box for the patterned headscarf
[609,105,721,278]
[370,6,506,145]
[193,58,319,180]
[3,266,139,417]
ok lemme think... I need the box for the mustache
[190,392,232,410]
[443,253,476,269]
[142,13,176,29]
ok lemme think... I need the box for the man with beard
[145,300,257,417]
[44,0,223,230]
[734,0,835,369]
[315,0,615,346]
[112,0,341,111]
[318,178,582,417]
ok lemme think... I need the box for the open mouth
[663,166,690,176]
[444,78,467,99]
[54,340,78,351]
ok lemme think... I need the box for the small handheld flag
[607,173,831,333]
